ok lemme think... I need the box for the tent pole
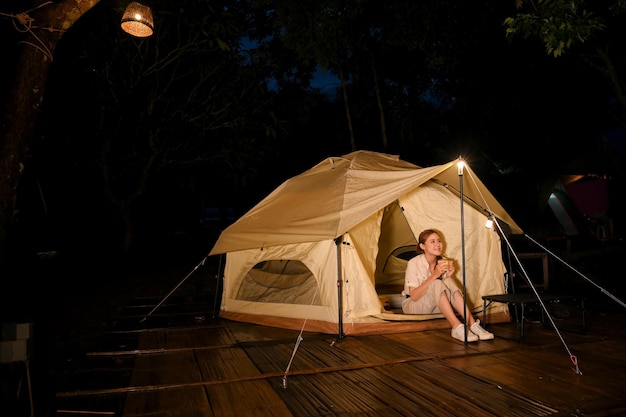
[212,253,224,319]
[334,236,345,340]
[458,159,468,344]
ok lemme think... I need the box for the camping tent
[209,151,523,335]
[546,175,611,240]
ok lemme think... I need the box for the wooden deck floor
[48,287,626,417]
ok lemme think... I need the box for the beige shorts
[402,278,461,314]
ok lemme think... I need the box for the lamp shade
[121,2,154,38]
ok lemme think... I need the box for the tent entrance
[374,202,418,295]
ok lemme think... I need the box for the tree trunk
[370,52,388,150]
[338,67,356,151]
[0,0,101,269]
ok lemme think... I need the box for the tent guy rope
[493,216,583,375]
[140,255,209,323]
[282,285,320,389]
[524,234,626,309]
[462,161,583,374]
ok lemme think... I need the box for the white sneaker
[451,324,478,342]
[470,319,494,340]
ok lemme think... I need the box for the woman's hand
[436,260,455,278]
[435,262,448,279]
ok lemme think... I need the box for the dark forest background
[2,0,625,274]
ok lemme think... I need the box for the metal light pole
[457,158,468,343]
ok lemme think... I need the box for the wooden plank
[52,292,626,417]
[129,351,203,386]
[381,329,484,356]
[55,393,125,416]
[275,370,407,416]
[242,336,432,376]
[496,344,626,414]
[196,347,264,380]
[136,327,236,350]
[123,386,213,417]
[332,334,427,361]
[391,361,557,416]
[275,363,556,417]
[206,380,293,417]
[442,338,626,416]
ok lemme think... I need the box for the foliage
[504,0,626,125]
[503,0,608,57]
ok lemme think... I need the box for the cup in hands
[437,258,452,272]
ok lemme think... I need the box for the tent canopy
[210,151,522,256]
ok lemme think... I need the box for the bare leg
[451,290,475,325]
[438,291,463,328]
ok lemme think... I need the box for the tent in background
[209,151,523,336]
[546,175,611,241]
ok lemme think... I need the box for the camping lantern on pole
[121,2,154,38]
[457,158,468,343]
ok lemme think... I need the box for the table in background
[482,293,585,341]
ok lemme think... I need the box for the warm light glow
[485,218,494,229]
[121,2,154,38]
[457,159,466,175]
